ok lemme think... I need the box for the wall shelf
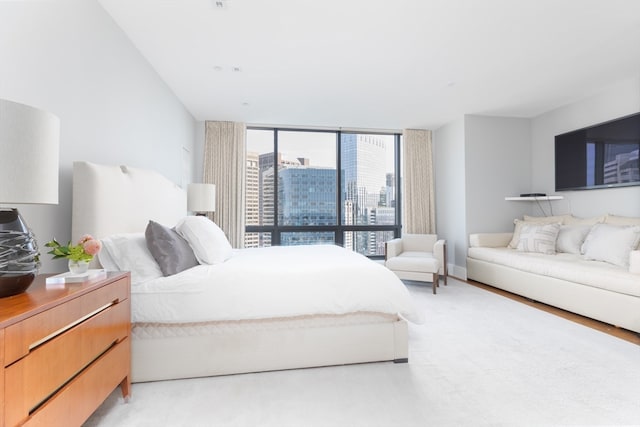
[505,196,564,201]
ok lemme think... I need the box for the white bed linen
[131,245,422,324]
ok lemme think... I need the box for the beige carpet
[85,278,640,426]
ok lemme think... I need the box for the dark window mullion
[335,130,343,246]
[272,129,280,245]
[395,133,402,238]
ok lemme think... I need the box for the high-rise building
[278,166,336,246]
[385,172,395,208]
[278,166,336,226]
[341,134,391,254]
[603,148,639,184]
[245,151,260,248]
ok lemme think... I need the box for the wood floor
[466,279,640,346]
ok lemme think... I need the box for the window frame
[245,126,402,259]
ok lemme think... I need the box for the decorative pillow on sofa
[175,216,233,265]
[145,220,199,276]
[604,214,640,227]
[563,215,606,226]
[581,224,640,267]
[509,218,561,249]
[516,223,561,255]
[99,233,163,284]
[523,214,571,224]
[556,225,591,254]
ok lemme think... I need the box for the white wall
[464,115,532,235]
[434,115,531,278]
[194,121,207,181]
[0,0,197,273]
[531,76,640,218]
[434,118,466,278]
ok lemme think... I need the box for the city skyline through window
[245,128,401,257]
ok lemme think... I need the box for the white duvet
[131,245,422,324]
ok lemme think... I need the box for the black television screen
[555,112,640,191]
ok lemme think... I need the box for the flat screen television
[555,112,640,191]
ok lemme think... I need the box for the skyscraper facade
[341,134,395,255]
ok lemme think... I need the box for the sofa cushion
[468,247,640,297]
[516,223,561,255]
[509,218,563,249]
[385,252,439,273]
[556,225,591,254]
[564,215,606,226]
[523,214,572,224]
[605,214,640,227]
[581,224,640,267]
[631,251,640,274]
[401,234,438,251]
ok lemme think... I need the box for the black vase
[0,208,40,297]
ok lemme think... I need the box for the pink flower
[83,239,102,256]
[78,234,94,245]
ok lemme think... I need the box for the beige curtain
[203,121,246,248]
[402,129,435,234]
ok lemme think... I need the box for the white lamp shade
[0,99,60,204]
[187,183,216,213]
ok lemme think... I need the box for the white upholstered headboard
[71,161,187,242]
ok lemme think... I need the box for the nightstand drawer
[24,338,130,427]
[4,277,128,366]
[4,298,129,427]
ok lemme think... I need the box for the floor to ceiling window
[245,127,401,257]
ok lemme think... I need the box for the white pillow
[97,245,119,271]
[516,223,561,255]
[100,233,163,284]
[630,251,640,274]
[175,216,233,265]
[604,214,640,227]
[509,218,560,249]
[563,215,606,226]
[556,225,591,254]
[523,214,571,224]
[581,224,640,267]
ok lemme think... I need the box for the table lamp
[0,99,60,297]
[187,183,216,216]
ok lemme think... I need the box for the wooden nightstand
[0,272,131,427]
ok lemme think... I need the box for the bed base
[132,319,408,382]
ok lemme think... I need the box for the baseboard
[448,263,467,281]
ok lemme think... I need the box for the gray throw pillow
[145,220,199,276]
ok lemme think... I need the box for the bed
[71,161,421,383]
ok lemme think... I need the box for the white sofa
[467,214,640,334]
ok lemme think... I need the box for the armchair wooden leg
[432,272,438,294]
[443,242,448,286]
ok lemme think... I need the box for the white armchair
[384,234,447,294]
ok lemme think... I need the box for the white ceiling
[98,0,640,131]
